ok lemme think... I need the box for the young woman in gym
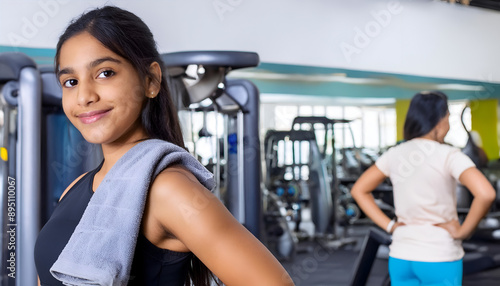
[351,91,496,285]
[34,6,294,286]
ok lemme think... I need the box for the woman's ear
[146,62,162,98]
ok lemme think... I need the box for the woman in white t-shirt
[351,91,496,285]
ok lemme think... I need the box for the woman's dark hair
[55,6,219,286]
[403,91,449,141]
[55,5,185,148]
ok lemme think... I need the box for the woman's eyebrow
[57,67,74,80]
[88,56,122,69]
[57,57,122,80]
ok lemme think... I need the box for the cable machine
[0,52,102,286]
[162,51,263,238]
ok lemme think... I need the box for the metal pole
[213,106,221,199]
[237,111,245,224]
[190,109,196,156]
[0,103,13,285]
[17,67,41,286]
[223,114,229,202]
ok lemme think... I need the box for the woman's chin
[80,133,109,145]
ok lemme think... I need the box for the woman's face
[58,32,149,145]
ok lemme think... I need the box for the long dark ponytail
[55,6,219,285]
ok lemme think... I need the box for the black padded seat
[161,51,259,106]
[162,51,259,72]
[39,65,62,106]
[292,116,351,127]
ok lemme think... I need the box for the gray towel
[50,139,215,286]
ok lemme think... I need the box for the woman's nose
[76,81,98,106]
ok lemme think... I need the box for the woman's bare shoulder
[59,172,88,201]
[152,165,206,192]
[148,165,214,210]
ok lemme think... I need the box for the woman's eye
[63,79,78,88]
[97,70,115,78]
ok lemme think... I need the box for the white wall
[1,0,500,83]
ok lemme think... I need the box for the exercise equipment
[0,52,40,286]
[264,126,358,251]
[0,52,102,286]
[162,51,298,261]
[291,117,364,244]
[264,130,330,235]
[162,50,263,237]
[455,104,500,273]
[349,227,391,286]
[457,105,488,210]
[457,104,500,228]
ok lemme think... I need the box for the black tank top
[34,161,192,286]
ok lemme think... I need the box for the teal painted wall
[2,45,500,101]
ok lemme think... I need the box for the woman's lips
[77,109,111,124]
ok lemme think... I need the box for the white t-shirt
[376,138,475,262]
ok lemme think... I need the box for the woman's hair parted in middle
[403,91,449,141]
[54,6,185,148]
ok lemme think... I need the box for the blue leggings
[389,257,463,286]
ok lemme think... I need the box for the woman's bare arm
[351,165,402,233]
[437,167,495,239]
[148,168,294,286]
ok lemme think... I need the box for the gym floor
[280,223,500,286]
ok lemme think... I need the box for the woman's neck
[418,134,437,141]
[99,134,151,175]
[418,131,442,143]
